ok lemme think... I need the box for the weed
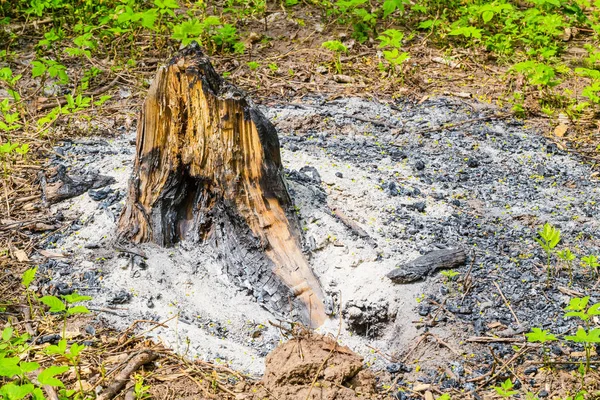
[581,254,599,278]
[534,222,560,282]
[557,248,576,285]
[321,40,347,74]
[494,378,518,398]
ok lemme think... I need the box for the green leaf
[565,327,590,343]
[0,383,34,400]
[2,326,13,341]
[525,327,557,343]
[31,61,47,78]
[31,387,45,400]
[62,293,92,304]
[67,305,90,316]
[566,297,590,312]
[40,295,66,312]
[93,95,112,106]
[21,267,37,288]
[321,40,347,53]
[382,0,406,18]
[449,26,482,39]
[155,0,178,8]
[482,10,494,23]
[69,342,85,358]
[0,357,21,377]
[37,365,69,387]
[588,303,600,316]
[565,311,588,321]
[45,338,68,356]
[19,361,40,373]
[377,29,404,49]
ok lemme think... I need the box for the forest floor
[2,2,600,400]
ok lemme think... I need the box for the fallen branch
[466,336,523,343]
[493,281,520,326]
[407,113,510,136]
[345,114,402,131]
[331,208,376,247]
[97,350,158,400]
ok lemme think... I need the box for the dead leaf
[332,74,354,84]
[14,249,29,262]
[154,373,187,382]
[413,384,431,392]
[425,391,435,400]
[431,56,461,69]
[104,353,130,365]
[38,249,66,259]
[554,124,568,138]
[453,91,472,98]
[31,223,59,232]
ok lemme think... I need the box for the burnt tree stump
[117,44,326,326]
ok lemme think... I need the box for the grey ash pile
[34,95,599,391]
[267,96,600,393]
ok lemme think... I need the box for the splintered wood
[117,44,326,326]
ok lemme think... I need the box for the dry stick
[404,113,511,137]
[460,249,476,302]
[466,336,523,344]
[401,333,429,363]
[427,333,462,357]
[366,344,400,363]
[476,347,529,390]
[97,350,158,400]
[345,114,402,130]
[43,385,59,400]
[3,180,10,217]
[304,292,343,400]
[493,281,521,326]
[182,372,215,399]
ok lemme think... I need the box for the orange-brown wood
[117,45,326,326]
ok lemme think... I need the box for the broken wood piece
[117,43,326,327]
[386,247,466,284]
[44,165,115,204]
[332,208,376,247]
[97,351,158,400]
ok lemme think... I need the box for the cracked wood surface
[117,44,326,326]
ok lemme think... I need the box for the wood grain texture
[117,44,326,326]
[386,248,467,283]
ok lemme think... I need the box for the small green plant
[564,297,600,372]
[565,327,600,373]
[21,267,37,316]
[557,248,576,285]
[377,29,410,70]
[247,61,260,71]
[321,40,347,74]
[494,378,519,398]
[535,223,560,282]
[31,58,69,84]
[512,61,561,90]
[525,327,557,366]
[581,254,599,278]
[440,269,459,283]
[133,373,152,399]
